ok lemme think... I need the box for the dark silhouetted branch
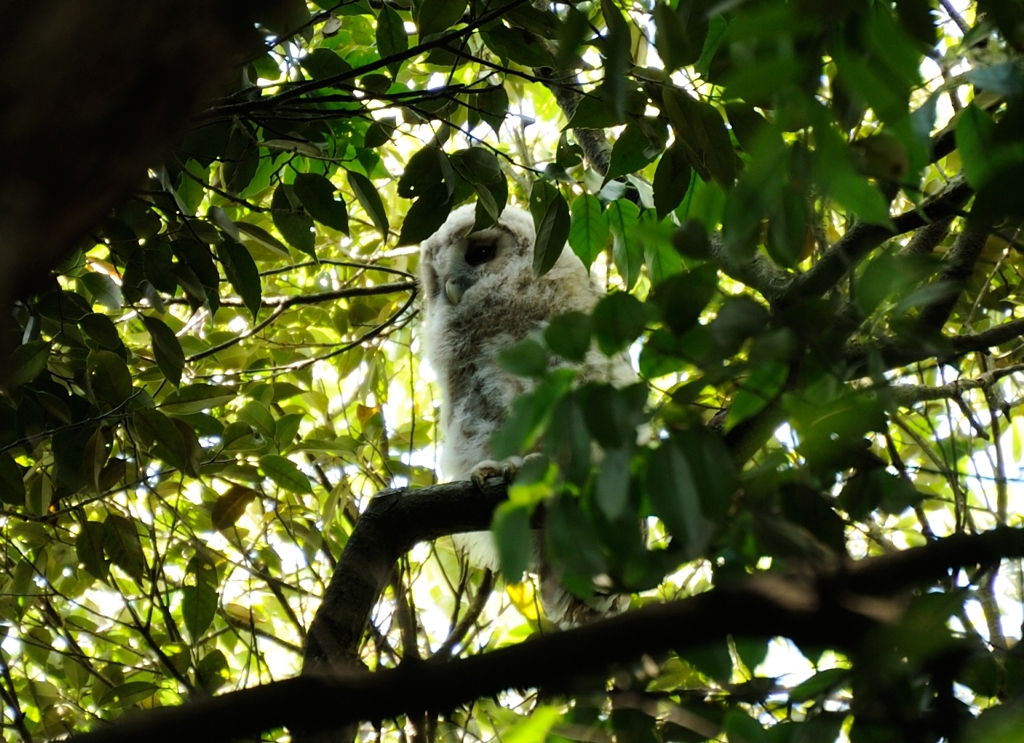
[69,526,1024,743]
[843,316,1024,373]
[916,219,990,330]
[785,175,972,306]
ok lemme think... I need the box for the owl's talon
[470,456,527,489]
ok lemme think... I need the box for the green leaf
[175,159,207,217]
[532,186,571,277]
[592,292,647,356]
[451,147,507,224]
[364,118,396,148]
[811,108,893,226]
[492,501,532,584]
[293,173,349,233]
[724,102,770,153]
[649,264,718,336]
[399,144,447,199]
[653,143,692,220]
[272,183,316,258]
[260,454,313,494]
[491,371,575,459]
[544,311,592,362]
[181,585,217,642]
[76,521,109,581]
[644,443,712,555]
[790,668,850,703]
[197,649,231,694]
[654,0,710,71]
[133,408,188,472]
[171,418,203,477]
[162,384,237,415]
[499,337,549,377]
[182,554,219,639]
[578,383,647,450]
[568,194,609,269]
[0,453,25,507]
[238,401,276,439]
[607,199,642,290]
[673,427,737,525]
[605,121,663,182]
[142,315,185,387]
[725,361,788,431]
[80,313,121,349]
[275,412,304,446]
[103,514,146,581]
[503,707,563,743]
[79,272,123,310]
[97,681,159,710]
[480,25,553,67]
[595,446,631,519]
[966,61,1024,97]
[545,395,592,486]
[894,0,936,45]
[957,103,1000,190]
[547,492,607,579]
[417,0,466,38]
[662,87,736,188]
[600,0,632,120]
[236,222,290,257]
[347,170,390,240]
[87,350,133,409]
[299,47,352,81]
[376,5,408,75]
[82,427,110,493]
[218,239,262,321]
[398,187,453,246]
[723,710,769,743]
[476,84,509,133]
[8,340,50,387]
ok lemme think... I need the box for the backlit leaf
[260,454,313,494]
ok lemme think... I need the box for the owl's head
[419,205,535,308]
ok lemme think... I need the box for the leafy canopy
[3,1,1024,742]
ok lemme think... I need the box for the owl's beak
[444,278,465,306]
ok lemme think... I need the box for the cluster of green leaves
[2,0,1024,742]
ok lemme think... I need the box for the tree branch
[888,363,1024,407]
[843,315,1024,373]
[197,0,531,121]
[69,525,1024,743]
[915,219,990,331]
[783,175,972,306]
[302,479,509,673]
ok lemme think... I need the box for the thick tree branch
[915,219,990,330]
[302,479,509,672]
[70,526,1024,743]
[708,232,792,305]
[888,363,1024,407]
[843,315,1024,373]
[783,175,972,306]
[899,215,954,256]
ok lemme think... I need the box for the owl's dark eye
[465,238,497,266]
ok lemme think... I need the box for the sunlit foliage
[2,1,1024,741]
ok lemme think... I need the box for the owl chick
[418,203,635,626]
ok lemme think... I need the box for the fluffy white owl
[418,203,635,626]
